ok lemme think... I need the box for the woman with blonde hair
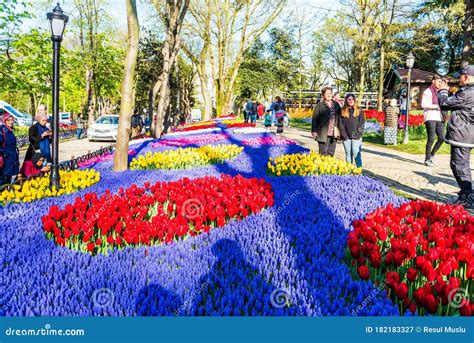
[338,93,365,168]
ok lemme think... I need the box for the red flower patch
[42,175,274,255]
[347,200,474,316]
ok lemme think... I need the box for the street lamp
[402,52,415,144]
[47,3,68,188]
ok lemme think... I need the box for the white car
[0,100,33,126]
[87,114,119,141]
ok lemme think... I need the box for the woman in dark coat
[338,93,365,168]
[311,87,342,156]
[0,113,20,187]
[25,113,52,163]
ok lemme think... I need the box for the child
[264,112,272,129]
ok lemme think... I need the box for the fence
[0,144,114,193]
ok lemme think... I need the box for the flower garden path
[278,124,474,204]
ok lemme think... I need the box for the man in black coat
[438,65,474,209]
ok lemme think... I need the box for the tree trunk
[377,44,385,111]
[29,94,36,117]
[85,68,94,124]
[200,73,212,120]
[113,0,139,171]
[462,0,473,66]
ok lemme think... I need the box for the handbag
[0,128,6,169]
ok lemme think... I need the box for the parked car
[87,114,119,141]
[47,112,73,125]
[0,100,33,126]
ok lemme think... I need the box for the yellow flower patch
[0,169,100,205]
[267,151,362,176]
[130,144,244,170]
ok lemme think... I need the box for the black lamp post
[47,3,68,188]
[402,52,415,144]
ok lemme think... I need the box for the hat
[1,113,14,124]
[31,153,44,164]
[453,65,474,77]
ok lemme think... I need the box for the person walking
[438,65,474,209]
[76,113,85,140]
[399,90,408,115]
[267,96,286,134]
[25,111,52,163]
[338,94,365,168]
[244,100,254,124]
[311,87,342,157]
[421,75,445,166]
[384,99,399,145]
[257,102,265,120]
[131,110,143,138]
[0,113,20,187]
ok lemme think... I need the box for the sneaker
[429,156,437,166]
[424,159,435,167]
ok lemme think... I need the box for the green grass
[290,118,311,130]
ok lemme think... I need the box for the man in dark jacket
[131,111,144,138]
[438,65,474,209]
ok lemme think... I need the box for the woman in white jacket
[421,75,445,167]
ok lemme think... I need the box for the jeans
[450,145,472,195]
[425,120,445,160]
[77,128,84,140]
[318,136,337,157]
[342,138,362,168]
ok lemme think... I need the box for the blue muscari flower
[1,132,405,316]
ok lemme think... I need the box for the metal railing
[0,144,114,193]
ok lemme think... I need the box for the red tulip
[357,265,370,280]
[406,268,418,282]
[395,282,409,300]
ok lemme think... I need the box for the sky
[24,0,342,35]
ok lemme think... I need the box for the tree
[183,0,285,117]
[151,0,190,138]
[114,0,139,171]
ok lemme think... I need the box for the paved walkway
[276,124,474,203]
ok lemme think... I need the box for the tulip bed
[3,120,471,316]
[129,144,243,170]
[42,175,274,255]
[267,151,362,176]
[347,201,474,316]
[0,169,100,205]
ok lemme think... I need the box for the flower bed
[172,123,217,132]
[42,175,274,255]
[130,144,243,170]
[225,122,256,129]
[242,136,296,146]
[233,127,268,134]
[0,169,100,205]
[152,134,230,148]
[363,109,424,128]
[347,200,474,316]
[78,150,137,168]
[267,151,362,176]
[221,119,244,126]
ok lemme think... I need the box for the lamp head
[47,2,69,42]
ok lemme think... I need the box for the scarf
[36,122,51,162]
[429,85,439,105]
